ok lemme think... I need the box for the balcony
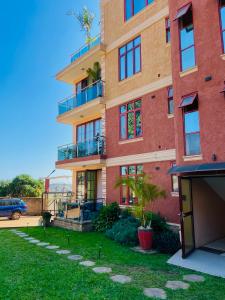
[56,35,105,84]
[57,80,104,124]
[56,137,106,170]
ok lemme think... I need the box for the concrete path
[0,216,42,228]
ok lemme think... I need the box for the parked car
[0,199,27,220]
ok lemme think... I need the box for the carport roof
[168,162,225,175]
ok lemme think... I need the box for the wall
[106,161,180,223]
[169,0,225,165]
[192,178,225,248]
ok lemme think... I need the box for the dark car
[0,199,27,220]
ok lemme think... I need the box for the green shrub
[145,212,169,233]
[93,202,121,232]
[153,230,181,254]
[120,208,132,219]
[106,216,140,246]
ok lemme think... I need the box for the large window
[220,0,225,53]
[178,5,196,71]
[120,99,142,140]
[125,0,154,21]
[119,36,141,81]
[77,119,101,143]
[181,95,201,156]
[168,87,174,115]
[120,165,143,205]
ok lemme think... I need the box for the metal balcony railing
[58,136,105,161]
[58,80,103,115]
[71,35,101,63]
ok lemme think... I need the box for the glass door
[180,177,195,258]
[76,171,97,202]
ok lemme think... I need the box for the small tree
[86,62,101,84]
[115,174,166,228]
[67,6,95,44]
[10,174,44,197]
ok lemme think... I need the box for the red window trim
[119,99,142,141]
[119,36,142,81]
[76,118,101,143]
[219,0,225,53]
[124,0,154,22]
[120,164,143,205]
[165,17,171,43]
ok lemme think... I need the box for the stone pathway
[144,288,167,300]
[11,230,207,299]
[110,275,132,284]
[93,267,112,274]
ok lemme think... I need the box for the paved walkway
[11,230,206,299]
[0,216,42,228]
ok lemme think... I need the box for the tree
[0,180,11,197]
[115,174,166,228]
[9,175,44,197]
[86,62,101,84]
[67,6,95,44]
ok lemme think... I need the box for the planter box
[53,217,93,232]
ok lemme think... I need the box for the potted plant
[115,174,166,250]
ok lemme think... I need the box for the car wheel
[11,211,21,220]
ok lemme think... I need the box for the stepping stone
[92,267,112,274]
[79,261,96,267]
[165,281,190,290]
[46,245,60,250]
[110,275,132,284]
[183,274,205,282]
[56,250,71,255]
[24,237,34,241]
[144,288,167,299]
[67,255,83,261]
[29,240,40,244]
[37,242,50,247]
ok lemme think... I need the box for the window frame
[165,17,171,43]
[120,164,143,205]
[76,118,101,143]
[219,0,225,53]
[119,99,142,141]
[124,0,154,22]
[119,36,142,81]
[167,86,174,115]
[182,97,201,156]
[178,6,196,72]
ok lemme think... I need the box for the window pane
[185,133,201,155]
[181,46,195,71]
[121,166,127,176]
[95,120,101,136]
[168,99,174,114]
[135,110,142,136]
[120,56,126,80]
[180,24,194,50]
[128,112,134,139]
[127,41,134,51]
[135,100,141,109]
[127,51,134,78]
[134,0,146,15]
[168,87,173,98]
[137,165,143,174]
[86,122,94,140]
[128,102,134,111]
[135,46,141,73]
[77,125,85,143]
[120,46,126,56]
[120,115,127,139]
[221,6,225,30]
[125,0,133,20]
[128,166,136,174]
[185,111,200,133]
[120,105,127,113]
[134,36,141,46]
[172,175,179,192]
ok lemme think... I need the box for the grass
[0,227,225,300]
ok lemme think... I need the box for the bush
[93,202,121,232]
[145,212,169,233]
[106,216,140,246]
[153,230,181,254]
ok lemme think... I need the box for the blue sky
[0,0,100,180]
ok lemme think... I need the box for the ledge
[118,137,143,145]
[167,114,174,119]
[171,192,179,197]
[221,54,225,60]
[183,154,203,162]
[180,66,198,78]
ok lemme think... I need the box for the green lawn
[0,227,225,300]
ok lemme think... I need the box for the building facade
[55,0,225,257]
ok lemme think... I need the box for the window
[165,18,171,43]
[220,0,225,53]
[181,95,201,156]
[120,99,142,140]
[120,165,143,205]
[177,5,196,71]
[125,0,154,21]
[168,87,174,114]
[77,119,101,143]
[119,36,141,81]
[171,162,179,193]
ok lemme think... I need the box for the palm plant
[86,62,101,84]
[115,174,166,228]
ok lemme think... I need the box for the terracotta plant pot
[138,228,153,250]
